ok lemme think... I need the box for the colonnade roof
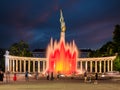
[78,56,116,61]
[6,55,116,61]
[7,55,46,61]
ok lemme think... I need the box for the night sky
[0,0,120,50]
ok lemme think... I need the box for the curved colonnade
[5,51,116,74]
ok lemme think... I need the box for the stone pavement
[0,73,120,84]
[0,77,120,90]
[1,74,120,85]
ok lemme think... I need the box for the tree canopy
[89,24,120,57]
[9,40,32,57]
[113,56,120,71]
[113,25,120,55]
[89,24,120,71]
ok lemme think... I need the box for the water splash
[46,38,78,75]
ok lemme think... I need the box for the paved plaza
[0,76,120,90]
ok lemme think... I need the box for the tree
[0,58,5,71]
[0,48,5,71]
[89,24,120,71]
[112,24,120,71]
[99,41,114,56]
[113,24,120,55]
[9,40,32,57]
[113,56,120,71]
[89,41,114,57]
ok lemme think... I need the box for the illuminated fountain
[46,10,79,75]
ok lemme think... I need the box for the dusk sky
[0,0,120,50]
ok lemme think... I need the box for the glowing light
[46,38,78,75]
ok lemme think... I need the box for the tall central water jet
[46,10,78,75]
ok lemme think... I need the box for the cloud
[0,0,120,50]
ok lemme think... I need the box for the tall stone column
[95,61,97,73]
[80,61,82,72]
[9,59,12,72]
[90,61,92,73]
[20,60,22,72]
[99,61,102,73]
[85,61,88,71]
[107,60,110,72]
[43,61,46,72]
[38,61,40,73]
[111,60,113,71]
[24,60,26,73]
[16,60,18,72]
[33,60,35,72]
[13,60,15,72]
[104,61,106,73]
[28,60,30,73]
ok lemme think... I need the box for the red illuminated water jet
[46,39,78,75]
[46,10,78,75]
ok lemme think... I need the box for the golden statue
[60,9,66,32]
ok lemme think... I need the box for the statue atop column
[5,50,9,55]
[60,9,66,32]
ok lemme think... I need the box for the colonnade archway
[5,51,116,74]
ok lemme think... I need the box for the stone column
[99,61,102,73]
[104,61,106,73]
[95,61,97,73]
[107,60,110,72]
[20,60,22,72]
[14,60,16,72]
[38,61,40,73]
[111,60,113,71]
[28,60,31,73]
[24,60,26,73]
[43,61,46,72]
[85,61,88,71]
[80,61,82,72]
[16,60,18,72]
[33,60,35,72]
[90,61,92,73]
[13,60,15,72]
[9,59,12,72]
[11,59,13,72]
